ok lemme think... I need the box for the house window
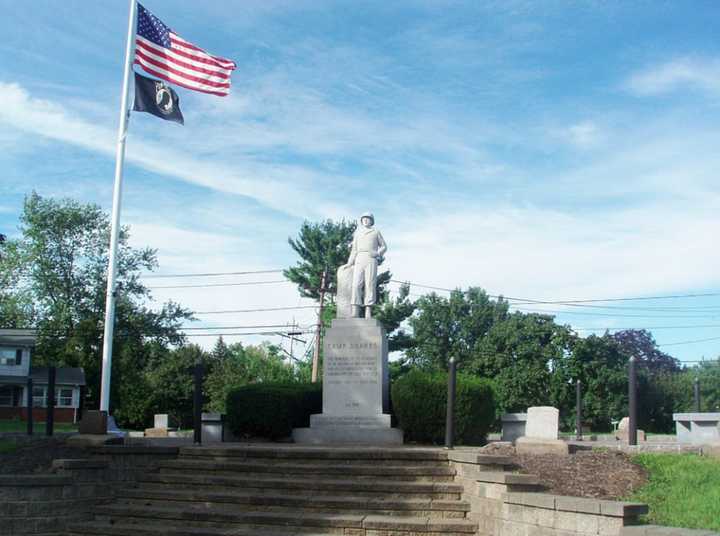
[58,388,73,407]
[0,386,13,406]
[31,386,74,407]
[15,349,22,365]
[33,386,46,407]
[0,348,19,366]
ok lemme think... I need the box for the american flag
[134,3,236,97]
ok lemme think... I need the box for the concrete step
[116,488,470,518]
[67,520,334,536]
[85,504,477,535]
[157,459,455,481]
[137,472,464,500]
[179,445,449,463]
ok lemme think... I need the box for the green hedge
[391,369,495,445]
[225,382,322,440]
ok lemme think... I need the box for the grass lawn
[0,419,78,434]
[0,439,18,454]
[630,453,720,531]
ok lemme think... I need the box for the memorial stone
[516,406,568,455]
[293,213,402,444]
[501,413,527,442]
[78,410,107,435]
[673,413,720,444]
[154,414,169,429]
[525,406,559,440]
[615,416,646,442]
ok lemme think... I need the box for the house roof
[0,367,86,386]
[31,367,86,386]
[0,329,38,347]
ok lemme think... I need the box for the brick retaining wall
[0,446,178,535]
[447,450,719,536]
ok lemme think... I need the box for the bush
[225,382,322,440]
[391,369,495,445]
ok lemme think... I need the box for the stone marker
[78,410,107,435]
[154,414,169,429]
[501,413,527,442]
[293,213,402,444]
[525,406,559,440]
[516,406,568,455]
[673,413,720,444]
[615,416,646,442]
[201,412,224,442]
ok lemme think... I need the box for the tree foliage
[204,340,298,413]
[0,193,192,423]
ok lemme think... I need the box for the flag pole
[100,0,138,414]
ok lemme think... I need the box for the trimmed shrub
[391,369,495,445]
[225,382,322,440]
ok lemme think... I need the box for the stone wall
[0,445,178,535]
[447,451,719,536]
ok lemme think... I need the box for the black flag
[133,72,184,125]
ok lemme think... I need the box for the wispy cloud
[0,82,328,217]
[626,57,720,96]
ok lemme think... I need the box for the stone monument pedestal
[292,318,403,445]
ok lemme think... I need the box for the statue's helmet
[360,212,374,225]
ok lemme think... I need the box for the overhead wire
[147,280,290,290]
[193,305,318,315]
[141,269,284,279]
[181,330,314,338]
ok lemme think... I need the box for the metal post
[26,377,33,436]
[77,385,85,423]
[694,377,701,412]
[46,366,56,437]
[311,269,327,383]
[193,363,203,445]
[99,0,138,414]
[575,379,582,441]
[628,356,637,446]
[445,357,457,449]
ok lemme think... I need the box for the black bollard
[193,363,203,445]
[694,377,701,412]
[46,366,56,437]
[77,385,85,423]
[445,357,457,449]
[628,357,637,446]
[576,380,582,441]
[26,377,33,436]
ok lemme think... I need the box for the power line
[389,279,720,307]
[658,336,720,347]
[509,307,720,319]
[574,324,720,331]
[141,269,284,279]
[148,280,290,290]
[181,330,314,338]
[193,305,318,315]
[180,324,311,331]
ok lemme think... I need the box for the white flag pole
[100,0,138,414]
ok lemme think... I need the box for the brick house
[0,328,86,423]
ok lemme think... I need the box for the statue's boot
[364,306,372,319]
[351,305,361,318]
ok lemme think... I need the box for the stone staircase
[66,445,478,536]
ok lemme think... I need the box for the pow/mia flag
[133,72,184,125]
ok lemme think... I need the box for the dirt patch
[0,437,89,474]
[479,444,648,500]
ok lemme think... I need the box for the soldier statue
[337,212,387,319]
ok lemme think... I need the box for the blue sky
[1,1,719,363]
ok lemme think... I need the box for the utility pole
[311,269,327,383]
